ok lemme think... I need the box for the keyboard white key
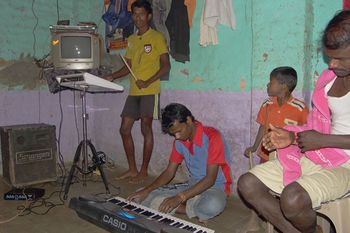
[56,72,124,93]
[108,196,215,233]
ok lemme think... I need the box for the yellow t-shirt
[125,28,168,96]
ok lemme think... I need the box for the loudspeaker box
[1,124,57,187]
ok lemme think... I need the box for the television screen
[61,36,91,59]
[51,32,100,70]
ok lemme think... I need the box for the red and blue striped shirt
[169,121,233,194]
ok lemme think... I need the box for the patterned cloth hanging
[102,0,133,38]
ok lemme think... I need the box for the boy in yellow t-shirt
[106,0,170,183]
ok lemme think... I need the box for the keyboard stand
[63,86,110,199]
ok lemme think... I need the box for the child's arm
[244,125,265,157]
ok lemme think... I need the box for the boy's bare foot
[129,172,148,184]
[115,170,138,180]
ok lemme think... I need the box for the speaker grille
[1,124,57,187]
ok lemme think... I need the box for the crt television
[51,32,101,70]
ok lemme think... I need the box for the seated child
[244,66,309,163]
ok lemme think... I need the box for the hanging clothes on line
[102,0,134,38]
[151,0,172,47]
[151,0,172,80]
[185,0,196,28]
[166,0,190,63]
[199,0,236,47]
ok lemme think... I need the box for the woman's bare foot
[115,170,138,180]
[129,172,148,184]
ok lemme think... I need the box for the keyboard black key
[116,201,128,207]
[108,199,120,204]
[133,207,144,213]
[141,210,155,217]
[124,204,137,210]
[152,214,163,220]
[170,222,181,227]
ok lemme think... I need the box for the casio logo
[102,214,127,231]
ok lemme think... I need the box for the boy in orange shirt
[244,66,309,162]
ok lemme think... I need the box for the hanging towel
[200,0,236,47]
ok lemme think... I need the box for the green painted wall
[0,0,343,92]
[164,0,342,92]
[0,0,102,60]
[163,0,252,92]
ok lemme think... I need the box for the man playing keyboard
[128,103,233,223]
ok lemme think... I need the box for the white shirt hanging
[199,0,236,47]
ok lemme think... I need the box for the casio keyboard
[69,196,215,233]
[56,72,124,93]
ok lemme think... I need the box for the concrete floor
[0,164,272,233]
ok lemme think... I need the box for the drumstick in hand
[120,54,138,81]
[249,151,254,169]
